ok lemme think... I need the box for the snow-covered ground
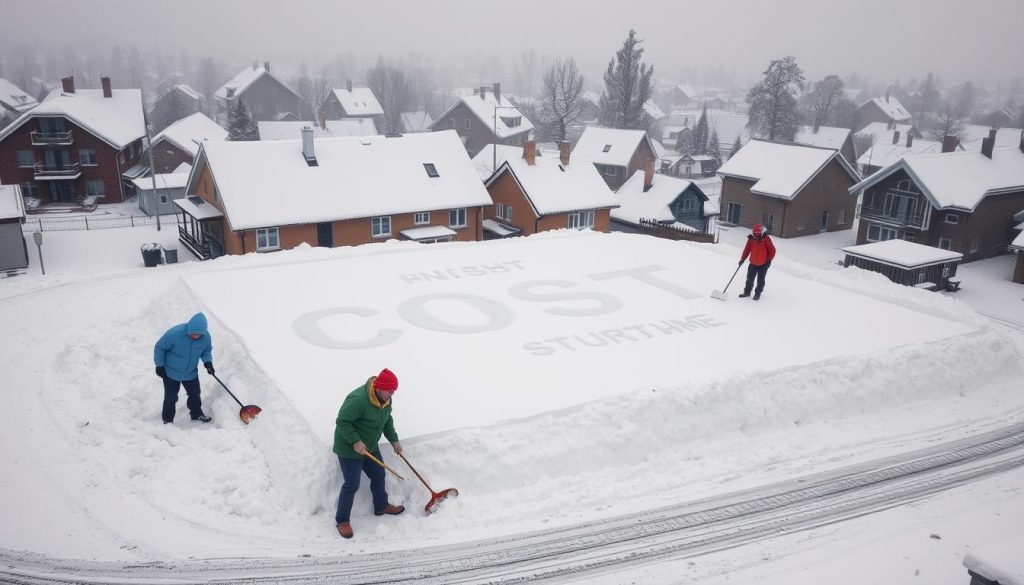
[2,215,1023,583]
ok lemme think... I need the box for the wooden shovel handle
[364,451,405,481]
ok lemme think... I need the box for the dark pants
[162,377,203,422]
[335,452,389,524]
[744,263,770,295]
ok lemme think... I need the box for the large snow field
[2,229,1023,564]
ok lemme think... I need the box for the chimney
[301,126,317,165]
[263,61,270,73]
[941,135,959,153]
[479,86,487,100]
[346,79,352,92]
[988,127,998,142]
[493,82,501,104]
[981,136,995,159]
[61,76,75,94]
[318,109,326,130]
[885,90,890,103]
[101,76,112,98]
[906,133,914,148]
[522,140,536,166]
[892,130,900,145]
[252,60,259,71]
[643,159,655,192]
[559,140,571,166]
[226,86,236,98]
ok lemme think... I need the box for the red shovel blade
[240,405,262,424]
[425,488,458,515]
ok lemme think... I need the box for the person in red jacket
[738,223,776,300]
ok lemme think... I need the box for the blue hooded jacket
[154,313,213,381]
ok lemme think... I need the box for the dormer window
[602,144,612,153]
[423,163,439,178]
[500,116,521,128]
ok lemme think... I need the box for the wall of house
[843,255,959,289]
[935,188,1024,261]
[782,158,858,238]
[623,140,657,191]
[1013,252,1024,284]
[535,209,611,233]
[720,176,787,233]
[855,169,924,243]
[854,102,891,132]
[671,187,711,233]
[223,76,300,123]
[0,219,29,270]
[152,142,193,174]
[484,171,540,235]
[434,101,529,158]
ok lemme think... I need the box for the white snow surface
[438,92,534,139]
[152,112,227,158]
[718,140,844,199]
[0,184,25,220]
[329,87,384,117]
[963,536,1024,585]
[843,239,963,267]
[866,96,912,121]
[487,156,617,215]
[0,78,38,112]
[0,88,146,149]
[857,137,945,168]
[613,169,697,224]
[573,127,652,167]
[257,118,378,140]
[793,125,850,151]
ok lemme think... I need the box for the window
[918,270,927,284]
[371,216,391,237]
[20,182,38,198]
[837,209,847,225]
[602,144,612,153]
[17,150,34,168]
[680,198,696,212]
[85,180,105,197]
[602,165,616,177]
[159,194,169,204]
[450,119,456,128]
[762,211,774,231]
[903,233,916,242]
[944,213,959,224]
[798,214,807,230]
[969,237,979,253]
[79,149,97,166]
[423,163,439,178]
[449,208,467,228]
[496,203,513,222]
[256,227,280,251]
[896,179,914,192]
[414,211,430,225]
[942,264,951,277]
[867,223,898,241]
[938,237,952,250]
[568,210,596,229]
[463,119,471,131]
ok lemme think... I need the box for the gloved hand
[765,261,772,269]
[155,366,166,378]
[392,441,403,456]
[737,259,744,266]
[353,441,368,455]
[204,362,215,375]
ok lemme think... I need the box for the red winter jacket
[740,234,776,266]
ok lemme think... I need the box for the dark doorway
[317,222,334,247]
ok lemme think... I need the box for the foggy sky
[2,0,1022,86]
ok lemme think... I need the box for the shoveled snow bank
[964,537,1024,585]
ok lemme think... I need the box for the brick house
[853,95,912,131]
[213,62,301,126]
[717,139,861,237]
[479,141,618,238]
[175,129,492,259]
[149,83,203,134]
[849,131,1024,262]
[0,76,146,206]
[429,83,533,158]
[571,127,660,191]
[319,81,385,132]
[612,162,718,234]
[150,112,226,174]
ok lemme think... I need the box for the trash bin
[163,246,178,264]
[141,243,162,267]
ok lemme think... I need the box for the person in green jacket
[333,368,405,539]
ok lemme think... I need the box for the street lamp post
[492,105,519,173]
[32,231,45,275]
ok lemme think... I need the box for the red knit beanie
[375,368,398,392]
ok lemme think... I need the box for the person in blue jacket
[154,313,214,424]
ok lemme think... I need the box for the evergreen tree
[707,128,722,162]
[729,135,744,159]
[676,127,695,156]
[599,29,655,130]
[227,100,259,141]
[692,102,710,155]
[746,56,805,141]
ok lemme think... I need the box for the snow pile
[963,537,1024,585]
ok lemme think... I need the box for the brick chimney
[892,130,900,144]
[61,76,75,94]
[493,82,501,104]
[479,86,487,100]
[101,77,112,98]
[643,159,655,192]
[906,133,914,148]
[522,140,536,166]
[559,140,571,166]
[263,61,270,73]
[941,135,959,153]
[981,136,995,159]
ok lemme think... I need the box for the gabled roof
[214,65,300,101]
[856,138,945,169]
[152,112,227,158]
[612,170,709,226]
[580,90,602,107]
[400,110,433,133]
[842,239,962,268]
[862,96,912,121]
[717,139,860,200]
[430,92,534,139]
[959,125,1023,150]
[484,154,617,216]
[256,119,378,140]
[794,125,850,151]
[643,100,666,121]
[329,87,384,117]
[471,144,539,180]
[854,122,919,147]
[0,88,145,150]
[131,171,189,191]
[674,83,698,99]
[188,130,492,230]
[0,79,38,113]
[170,84,202,102]
[850,147,1024,212]
[572,127,656,168]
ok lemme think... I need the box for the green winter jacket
[333,376,399,459]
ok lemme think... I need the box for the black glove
[205,362,215,375]
[737,259,744,266]
[155,366,166,379]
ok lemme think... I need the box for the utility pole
[141,89,161,231]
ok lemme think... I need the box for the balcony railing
[33,162,81,178]
[178,226,216,260]
[859,205,926,228]
[31,130,73,145]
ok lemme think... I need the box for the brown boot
[374,504,405,516]
[337,522,353,539]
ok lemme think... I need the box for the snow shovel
[210,373,262,424]
[398,452,458,515]
[364,451,405,481]
[711,263,743,301]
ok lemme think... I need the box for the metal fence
[22,214,165,232]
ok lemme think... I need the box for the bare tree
[367,57,415,134]
[539,57,585,142]
[924,96,966,142]
[512,50,539,97]
[126,44,144,88]
[746,56,805,141]
[916,72,941,123]
[310,74,333,118]
[804,74,845,127]
[599,29,654,130]
[193,58,224,118]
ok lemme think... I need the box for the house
[0,76,147,207]
[856,131,948,177]
[842,239,963,291]
[429,83,533,158]
[175,129,492,259]
[149,84,203,134]
[481,140,618,239]
[571,127,658,190]
[665,154,719,178]
[257,118,377,140]
[0,79,38,127]
[150,112,226,174]
[853,95,912,131]
[611,164,717,235]
[319,81,385,131]
[399,111,433,134]
[643,100,667,134]
[133,168,190,216]
[670,83,699,109]
[849,131,1024,262]
[0,184,28,271]
[793,125,858,168]
[717,139,861,237]
[471,144,542,180]
[213,62,301,126]
[959,124,1023,151]
[579,91,602,125]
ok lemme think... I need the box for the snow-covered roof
[0,78,38,113]
[718,140,860,199]
[794,125,850,151]
[173,196,223,220]
[643,100,666,121]
[193,130,492,230]
[854,122,918,147]
[612,170,704,225]
[131,172,190,191]
[573,127,655,167]
[581,90,602,107]
[851,147,1024,211]
[172,84,201,102]
[481,218,520,236]
[864,96,912,121]
[400,225,457,241]
[152,112,226,158]
[215,65,299,101]
[856,138,945,169]
[0,88,145,150]
[843,239,963,268]
[0,184,25,220]
[172,162,193,174]
[1012,229,1024,250]
[330,87,384,117]
[471,144,540,180]
[674,83,698,99]
[431,92,534,139]
[959,125,1023,150]
[485,153,618,216]
[400,111,433,133]
[963,537,1024,585]
[257,119,378,141]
